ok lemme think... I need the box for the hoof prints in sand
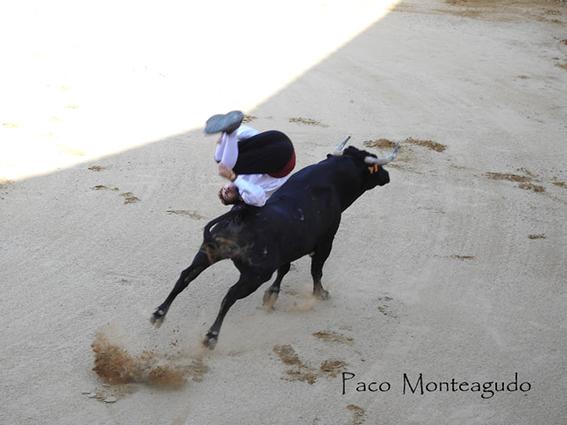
[347,404,367,425]
[120,192,140,204]
[272,344,347,384]
[166,209,206,220]
[376,296,399,319]
[91,185,141,204]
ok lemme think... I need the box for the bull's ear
[326,154,333,158]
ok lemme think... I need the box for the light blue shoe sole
[204,110,244,134]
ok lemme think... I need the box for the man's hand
[218,164,236,181]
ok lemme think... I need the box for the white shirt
[233,173,290,207]
[214,125,260,168]
[214,124,289,207]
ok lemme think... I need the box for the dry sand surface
[1,0,567,424]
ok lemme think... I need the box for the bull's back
[259,161,343,262]
[210,159,344,268]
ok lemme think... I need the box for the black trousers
[232,131,294,175]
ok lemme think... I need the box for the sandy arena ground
[1,1,566,424]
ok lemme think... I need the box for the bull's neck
[335,174,366,211]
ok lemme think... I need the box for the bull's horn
[364,142,400,165]
[333,136,351,155]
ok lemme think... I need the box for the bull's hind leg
[262,263,291,310]
[203,271,272,349]
[151,250,211,327]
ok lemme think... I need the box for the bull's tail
[203,209,238,242]
[201,206,246,263]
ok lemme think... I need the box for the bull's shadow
[151,144,398,349]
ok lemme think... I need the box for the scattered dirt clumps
[312,330,353,345]
[88,165,106,172]
[284,367,319,384]
[528,233,546,239]
[485,171,547,193]
[91,186,141,203]
[273,344,348,385]
[91,332,206,390]
[273,344,301,366]
[485,172,529,182]
[288,117,328,127]
[273,344,317,384]
[443,0,565,23]
[405,137,447,152]
[120,192,141,204]
[518,182,545,192]
[92,333,184,387]
[166,209,206,220]
[450,255,476,261]
[320,360,346,377]
[364,137,446,153]
[361,137,418,171]
[363,139,397,149]
[91,185,119,191]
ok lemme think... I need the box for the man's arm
[218,125,260,169]
[219,131,239,168]
[233,176,267,207]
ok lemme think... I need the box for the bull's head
[341,144,399,190]
[333,137,399,187]
[333,136,400,167]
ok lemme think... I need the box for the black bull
[151,146,393,348]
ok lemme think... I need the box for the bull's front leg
[151,250,211,327]
[310,237,335,300]
[204,270,272,349]
[262,262,291,310]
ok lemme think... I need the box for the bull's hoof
[314,289,330,300]
[262,288,279,311]
[202,331,218,350]
[150,308,166,328]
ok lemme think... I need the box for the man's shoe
[204,110,244,134]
